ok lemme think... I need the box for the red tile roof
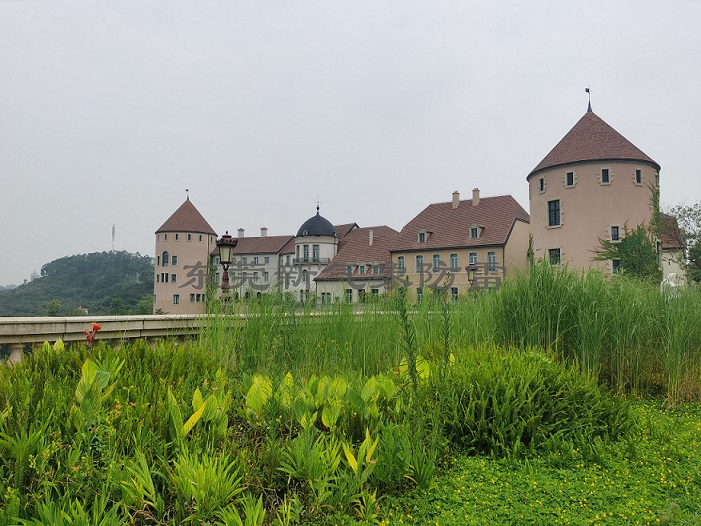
[390,195,529,252]
[316,226,399,281]
[335,223,359,240]
[661,213,684,250]
[529,110,660,178]
[232,235,294,255]
[156,198,217,235]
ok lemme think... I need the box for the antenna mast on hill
[112,224,117,251]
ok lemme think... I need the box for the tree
[666,203,701,282]
[594,224,662,282]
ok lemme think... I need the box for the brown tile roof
[316,226,399,281]
[231,235,294,255]
[335,223,359,240]
[661,213,684,250]
[529,110,660,178]
[390,195,529,252]
[156,198,217,235]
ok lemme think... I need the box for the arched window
[162,251,170,267]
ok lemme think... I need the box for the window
[418,232,426,243]
[548,248,561,265]
[321,293,331,305]
[487,251,497,271]
[175,233,179,241]
[612,259,621,274]
[264,256,270,264]
[416,288,423,304]
[548,200,560,227]
[433,255,440,272]
[451,287,459,302]
[347,265,354,275]
[566,172,574,187]
[171,255,177,266]
[450,253,458,271]
[172,294,180,305]
[156,274,159,283]
[372,265,380,275]
[397,256,405,273]
[371,288,379,296]
[469,252,477,265]
[416,255,424,273]
[157,255,161,266]
[346,289,353,302]
[253,272,259,282]
[611,226,620,241]
[635,169,642,185]
[313,245,319,260]
[196,294,201,302]
[303,245,309,260]
[242,271,247,282]
[171,274,176,283]
[187,234,192,241]
[162,251,169,267]
[161,273,168,283]
[360,265,366,275]
[253,256,259,264]
[601,168,610,184]
[164,234,168,241]
[358,290,367,303]
[264,271,269,283]
[470,227,479,239]
[199,235,202,241]
[539,177,544,192]
[243,257,248,264]
[190,294,195,303]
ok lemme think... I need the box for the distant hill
[0,251,154,317]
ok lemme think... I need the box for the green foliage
[595,224,662,282]
[436,345,634,458]
[0,251,154,316]
[667,202,701,282]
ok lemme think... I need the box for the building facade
[154,197,217,314]
[390,189,530,300]
[527,106,660,274]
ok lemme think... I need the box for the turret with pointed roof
[528,107,659,179]
[527,104,661,275]
[154,197,217,315]
[156,196,216,236]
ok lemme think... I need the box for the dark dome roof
[296,210,336,237]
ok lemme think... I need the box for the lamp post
[465,264,478,297]
[216,231,237,301]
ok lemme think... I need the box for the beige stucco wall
[154,232,216,314]
[662,249,686,283]
[528,161,658,272]
[503,219,531,276]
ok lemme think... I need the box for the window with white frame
[172,294,180,305]
[397,256,405,273]
[450,253,458,271]
[469,252,477,265]
[487,251,497,271]
[416,255,424,273]
[432,254,440,272]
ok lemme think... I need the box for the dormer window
[470,226,483,239]
[418,231,427,243]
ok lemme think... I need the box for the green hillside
[0,251,154,317]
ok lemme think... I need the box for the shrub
[436,345,634,458]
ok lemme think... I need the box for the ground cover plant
[0,264,700,524]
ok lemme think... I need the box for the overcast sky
[2,1,700,285]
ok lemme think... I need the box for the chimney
[237,228,245,238]
[472,188,480,207]
[260,227,268,238]
[452,191,460,209]
[369,229,374,246]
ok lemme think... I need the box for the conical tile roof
[528,109,660,179]
[156,198,216,235]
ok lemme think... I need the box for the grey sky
[2,1,700,285]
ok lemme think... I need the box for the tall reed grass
[196,263,701,402]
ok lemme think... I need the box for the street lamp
[216,231,238,300]
[465,264,478,295]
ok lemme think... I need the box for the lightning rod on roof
[315,195,321,213]
[112,224,116,251]
[186,188,189,200]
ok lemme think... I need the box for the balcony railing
[292,257,330,265]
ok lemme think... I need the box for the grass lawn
[377,401,701,526]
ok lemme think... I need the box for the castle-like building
[153,104,680,314]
